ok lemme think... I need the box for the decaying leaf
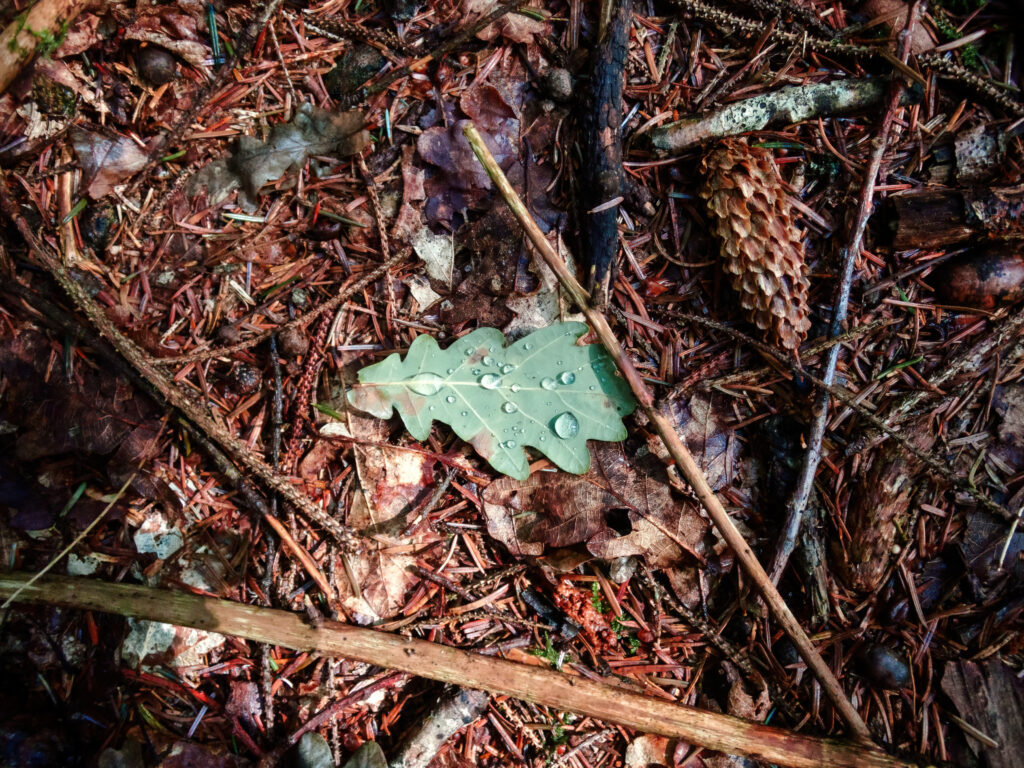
[348,322,637,479]
[624,735,674,768]
[658,392,738,492]
[189,104,368,209]
[119,618,225,673]
[481,443,709,567]
[72,129,150,198]
[463,0,548,44]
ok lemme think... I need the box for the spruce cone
[700,139,811,351]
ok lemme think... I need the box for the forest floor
[0,0,1023,766]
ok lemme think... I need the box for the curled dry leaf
[481,443,709,568]
[123,3,211,67]
[72,129,150,198]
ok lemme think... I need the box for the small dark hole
[606,508,632,536]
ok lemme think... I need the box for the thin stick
[0,573,915,768]
[767,2,923,587]
[460,122,872,742]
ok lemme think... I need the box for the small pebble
[278,327,309,358]
[860,644,910,689]
[230,364,262,395]
[541,68,573,102]
[136,46,178,86]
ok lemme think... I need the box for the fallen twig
[461,122,872,742]
[647,79,914,154]
[0,573,917,768]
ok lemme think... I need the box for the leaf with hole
[347,322,637,479]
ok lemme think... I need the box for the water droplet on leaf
[502,402,518,413]
[483,355,494,366]
[406,373,443,396]
[501,364,514,374]
[479,373,502,390]
[540,377,557,390]
[553,412,579,439]
[503,440,516,448]
[524,343,533,350]
[445,395,456,404]
[558,371,575,385]
[510,383,521,393]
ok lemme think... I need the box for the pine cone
[700,139,811,351]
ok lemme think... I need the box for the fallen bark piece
[942,660,1024,768]
[0,572,916,768]
[579,0,632,304]
[648,79,916,154]
[884,187,1024,251]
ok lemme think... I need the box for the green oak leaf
[347,322,637,479]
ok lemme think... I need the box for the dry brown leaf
[862,0,937,55]
[342,409,436,621]
[463,0,548,43]
[657,392,739,492]
[72,129,150,198]
[481,444,708,568]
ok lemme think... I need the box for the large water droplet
[479,373,502,390]
[558,371,575,385]
[540,377,557,390]
[501,364,515,374]
[483,355,494,367]
[445,395,456,404]
[510,383,521,393]
[502,402,518,414]
[407,373,443,396]
[503,440,516,449]
[553,412,579,439]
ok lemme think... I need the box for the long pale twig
[461,122,872,742]
[0,573,916,768]
[767,2,923,587]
